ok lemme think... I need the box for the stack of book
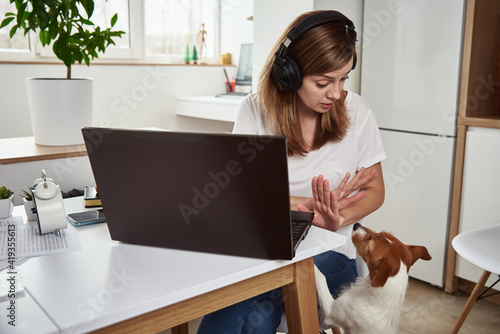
[84,185,102,208]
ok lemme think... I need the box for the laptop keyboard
[292,219,312,249]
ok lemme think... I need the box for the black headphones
[271,11,357,92]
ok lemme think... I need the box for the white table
[0,288,58,334]
[10,197,346,333]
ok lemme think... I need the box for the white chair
[276,254,368,333]
[450,223,500,334]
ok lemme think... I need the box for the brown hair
[257,11,357,156]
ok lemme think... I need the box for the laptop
[82,127,313,260]
[216,43,252,99]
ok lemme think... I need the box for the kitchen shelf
[458,114,500,128]
[0,136,87,165]
[175,95,242,123]
[458,0,500,125]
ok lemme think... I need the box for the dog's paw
[315,265,336,326]
[314,265,331,296]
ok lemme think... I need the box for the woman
[197,10,386,334]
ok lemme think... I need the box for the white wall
[314,0,364,93]
[220,0,254,65]
[0,63,236,138]
[252,0,314,92]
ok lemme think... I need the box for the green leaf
[14,1,24,11]
[48,19,58,39]
[19,11,29,31]
[16,2,27,26]
[9,25,18,38]
[110,13,118,27]
[0,186,13,199]
[0,17,15,29]
[74,49,83,63]
[83,53,90,66]
[53,33,71,67]
[3,0,124,69]
[39,30,48,45]
[80,0,95,19]
[36,10,50,29]
[28,11,37,30]
[81,18,94,26]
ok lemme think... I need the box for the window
[0,2,30,53]
[0,0,220,64]
[144,0,217,63]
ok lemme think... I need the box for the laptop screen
[83,128,295,259]
[235,43,252,86]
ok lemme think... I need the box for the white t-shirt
[233,90,387,259]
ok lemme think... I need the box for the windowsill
[0,60,235,67]
[0,136,87,165]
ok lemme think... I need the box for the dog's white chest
[316,264,409,334]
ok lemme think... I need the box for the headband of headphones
[286,11,356,48]
[272,11,357,91]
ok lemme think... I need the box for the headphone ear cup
[285,55,302,90]
[271,55,303,91]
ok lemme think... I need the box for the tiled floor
[321,278,500,334]
[400,278,500,334]
[164,277,500,333]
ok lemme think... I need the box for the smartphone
[67,209,106,226]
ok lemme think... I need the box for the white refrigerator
[359,0,465,287]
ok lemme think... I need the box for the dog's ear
[408,245,432,266]
[370,258,396,287]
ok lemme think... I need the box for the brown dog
[315,223,432,334]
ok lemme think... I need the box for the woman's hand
[333,167,376,203]
[297,168,377,231]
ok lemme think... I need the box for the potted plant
[0,186,14,219]
[0,0,124,146]
[20,187,37,221]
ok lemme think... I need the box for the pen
[223,68,232,92]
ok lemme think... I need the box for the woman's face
[296,59,353,115]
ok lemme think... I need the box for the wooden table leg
[282,257,319,334]
[172,322,189,334]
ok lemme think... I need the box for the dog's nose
[353,223,361,231]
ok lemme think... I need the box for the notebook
[82,127,313,260]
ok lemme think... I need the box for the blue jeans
[196,251,357,334]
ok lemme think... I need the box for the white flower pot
[26,78,93,146]
[23,198,38,221]
[0,195,14,219]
